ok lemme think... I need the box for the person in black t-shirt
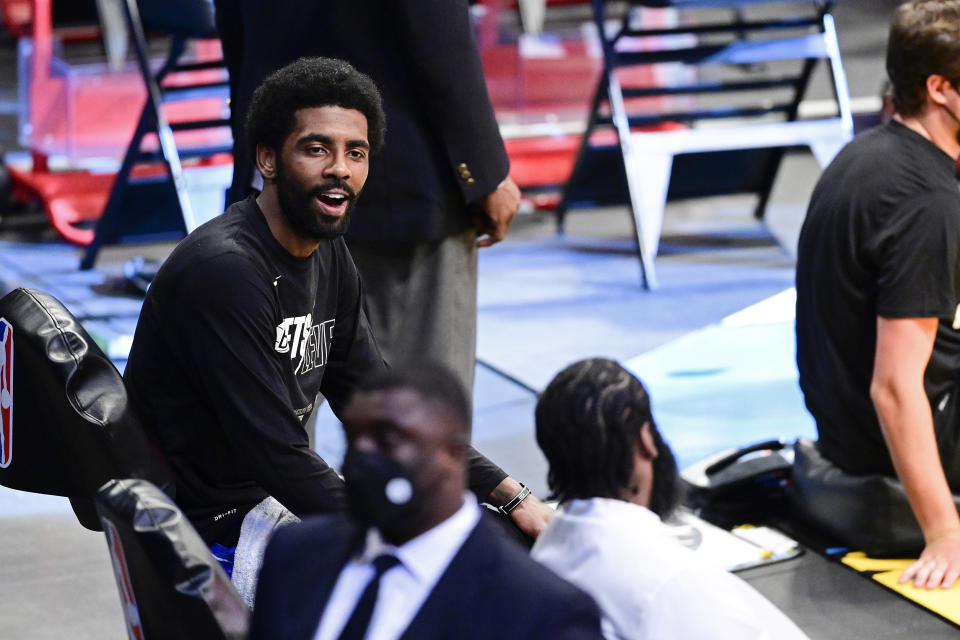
[123,58,550,569]
[796,1,960,590]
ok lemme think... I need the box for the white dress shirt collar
[358,491,481,585]
[313,492,481,640]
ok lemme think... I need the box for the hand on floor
[900,530,960,590]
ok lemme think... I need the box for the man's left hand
[508,493,553,539]
[474,176,520,248]
[488,476,554,539]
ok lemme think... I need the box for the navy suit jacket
[214,0,510,244]
[248,512,604,640]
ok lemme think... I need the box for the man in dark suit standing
[214,0,520,412]
[248,363,603,640]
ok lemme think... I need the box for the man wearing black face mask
[530,358,808,640]
[796,0,960,590]
[249,362,604,640]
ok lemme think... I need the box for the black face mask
[342,449,424,533]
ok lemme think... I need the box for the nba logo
[103,518,145,640]
[0,318,11,469]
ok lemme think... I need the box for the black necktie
[337,554,401,640]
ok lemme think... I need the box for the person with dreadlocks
[530,358,808,640]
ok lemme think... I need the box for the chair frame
[559,0,853,288]
[80,0,230,269]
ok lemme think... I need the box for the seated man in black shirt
[795,1,960,589]
[123,58,548,585]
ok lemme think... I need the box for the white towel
[231,496,300,608]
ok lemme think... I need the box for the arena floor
[2,2,957,637]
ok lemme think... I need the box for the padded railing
[97,478,249,639]
[0,287,247,638]
[790,439,960,557]
[0,287,173,529]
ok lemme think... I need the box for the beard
[648,425,680,520]
[275,162,359,241]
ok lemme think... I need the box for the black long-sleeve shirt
[125,197,506,544]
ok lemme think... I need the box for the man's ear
[256,143,277,180]
[441,440,468,467]
[926,74,953,107]
[637,421,658,461]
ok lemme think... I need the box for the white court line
[721,288,797,328]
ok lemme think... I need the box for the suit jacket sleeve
[387,0,510,204]
[249,516,358,640]
[538,591,606,640]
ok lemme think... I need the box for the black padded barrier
[790,438,960,557]
[96,478,249,640]
[0,288,172,530]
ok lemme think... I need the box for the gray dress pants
[347,229,478,419]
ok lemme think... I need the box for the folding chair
[560,0,853,288]
[80,0,230,269]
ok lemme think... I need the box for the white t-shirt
[531,498,809,640]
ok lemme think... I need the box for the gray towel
[231,496,300,608]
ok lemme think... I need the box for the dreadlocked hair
[535,358,656,504]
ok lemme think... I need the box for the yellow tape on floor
[872,570,960,625]
[840,551,912,573]
[842,552,960,625]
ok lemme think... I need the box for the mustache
[309,180,357,201]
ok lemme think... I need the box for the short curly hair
[887,1,960,116]
[244,57,386,163]
[353,360,470,439]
